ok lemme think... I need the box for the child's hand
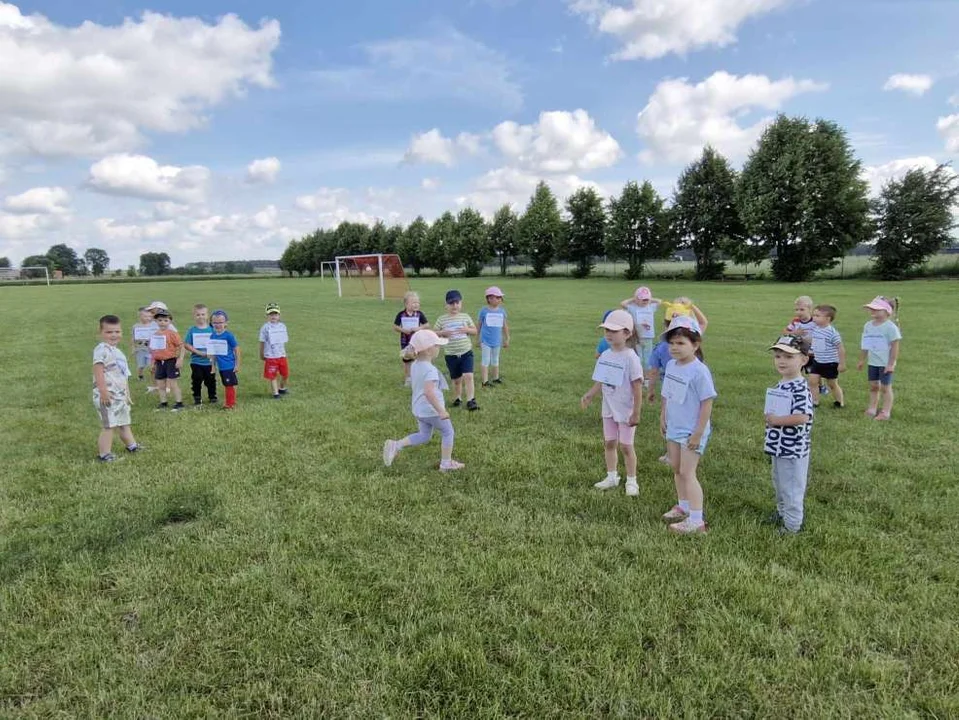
[175,359,182,369]
[764,413,777,426]
[687,432,703,451]
[884,364,895,374]
[628,411,639,427]
[100,396,112,408]
[580,394,592,410]
[503,339,510,349]
[660,418,667,437]
[838,363,846,373]
[856,360,864,371]
[439,411,450,420]
[646,391,656,404]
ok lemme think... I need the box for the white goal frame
[320,260,338,281]
[0,266,51,285]
[334,253,388,301]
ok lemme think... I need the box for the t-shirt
[93,343,131,405]
[596,337,610,356]
[410,360,449,418]
[648,340,671,383]
[258,321,288,359]
[861,320,902,367]
[394,310,428,349]
[132,321,158,350]
[810,324,842,364]
[434,313,475,356]
[764,378,814,458]
[478,306,508,348]
[625,301,659,340]
[209,330,239,371]
[150,329,183,362]
[785,317,816,335]
[662,301,693,323]
[662,358,717,436]
[185,325,213,366]
[595,348,644,423]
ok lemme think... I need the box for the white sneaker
[625,479,639,496]
[382,440,399,467]
[145,386,157,394]
[593,476,619,490]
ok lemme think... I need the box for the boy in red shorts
[259,302,289,399]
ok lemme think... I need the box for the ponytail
[892,297,901,327]
[400,344,418,361]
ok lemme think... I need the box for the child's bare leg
[98,428,114,455]
[679,448,704,511]
[157,382,167,403]
[453,377,463,400]
[464,373,475,401]
[808,374,822,405]
[117,425,136,447]
[881,385,894,413]
[491,364,500,381]
[604,439,619,473]
[827,378,844,406]
[403,362,411,380]
[867,381,881,413]
[667,441,683,497]
[171,380,182,403]
[622,443,637,477]
[481,364,489,384]
[270,378,279,395]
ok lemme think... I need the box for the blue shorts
[666,426,712,455]
[481,344,501,367]
[868,365,894,386]
[219,370,239,387]
[444,350,474,380]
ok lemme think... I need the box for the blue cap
[445,290,462,304]
[212,309,229,321]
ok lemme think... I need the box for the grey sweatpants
[771,455,810,532]
[405,416,455,450]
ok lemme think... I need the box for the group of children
[93,300,291,461]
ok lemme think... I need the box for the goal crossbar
[333,254,408,301]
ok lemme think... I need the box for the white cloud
[0,2,280,157]
[403,129,484,166]
[87,154,211,203]
[861,156,953,195]
[0,211,56,238]
[883,74,933,96]
[252,204,279,229]
[3,185,69,214]
[246,157,281,184]
[570,0,791,60]
[422,177,439,190]
[95,217,176,242]
[457,166,604,215]
[636,71,827,164]
[492,109,621,172]
[937,115,959,153]
[294,187,349,212]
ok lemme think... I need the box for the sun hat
[599,309,635,332]
[409,329,449,352]
[445,289,462,304]
[484,286,504,298]
[662,315,702,339]
[146,300,168,311]
[634,286,652,301]
[153,309,172,319]
[265,303,281,315]
[769,334,811,355]
[863,296,893,314]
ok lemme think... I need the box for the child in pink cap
[478,286,510,387]
[619,286,663,384]
[857,296,902,420]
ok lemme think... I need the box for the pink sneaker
[668,518,708,535]
[864,408,877,418]
[875,410,891,421]
[662,505,689,522]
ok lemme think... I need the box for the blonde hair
[193,303,208,311]
[403,291,420,305]
[795,295,814,308]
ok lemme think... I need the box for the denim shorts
[444,350,474,379]
[665,426,712,455]
[867,365,894,386]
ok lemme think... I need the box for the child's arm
[423,381,449,419]
[393,323,405,335]
[857,342,868,371]
[234,345,242,373]
[687,398,714,450]
[629,378,643,426]
[259,340,266,362]
[94,364,111,406]
[619,298,633,309]
[503,320,510,349]
[765,411,812,427]
[175,335,185,368]
[837,340,847,372]
[581,381,602,409]
[659,398,668,437]
[464,317,478,336]
[886,339,900,373]
[691,305,708,333]
[646,368,659,401]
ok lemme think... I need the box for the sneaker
[137,374,144,381]
[778,525,802,536]
[875,410,891,421]
[146,386,158,394]
[492,378,503,385]
[155,402,169,411]
[820,384,829,396]
[466,399,479,411]
[209,397,218,404]
[662,505,688,522]
[193,397,202,406]
[383,439,399,467]
[171,402,184,412]
[278,388,288,395]
[97,453,119,463]
[625,479,639,496]
[403,378,412,388]
[481,381,493,388]
[452,398,462,407]
[833,401,844,409]
[864,408,878,418]
[126,444,143,453]
[439,459,465,472]
[668,518,708,535]
[273,394,282,400]
[658,454,670,465]
[593,476,619,490]
[761,511,783,526]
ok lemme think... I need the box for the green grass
[2,277,958,717]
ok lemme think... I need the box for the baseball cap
[408,329,449,352]
[662,315,702,339]
[147,300,168,311]
[599,309,634,332]
[153,309,172,319]
[863,296,893,314]
[445,290,462,304]
[484,286,504,298]
[769,334,811,355]
[634,286,652,301]
[265,303,281,315]
[211,309,229,321]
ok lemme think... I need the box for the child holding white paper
[394,291,429,386]
[131,306,158,388]
[210,310,241,410]
[857,296,902,421]
[150,309,184,412]
[184,304,217,406]
[259,303,289,399]
[581,310,644,496]
[478,286,509,387]
[383,330,465,472]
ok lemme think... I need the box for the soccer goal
[333,254,410,300]
[0,266,51,285]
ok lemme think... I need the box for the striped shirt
[434,313,475,356]
[810,325,842,363]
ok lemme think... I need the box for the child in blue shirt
[209,309,241,409]
[183,303,217,406]
[478,286,509,387]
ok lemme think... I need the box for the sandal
[875,410,891,421]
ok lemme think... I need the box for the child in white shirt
[857,296,902,421]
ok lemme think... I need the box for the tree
[606,181,669,280]
[456,207,490,277]
[420,212,457,275]
[564,187,606,278]
[21,254,51,278]
[873,164,959,280]
[738,115,871,282]
[398,217,428,275]
[333,222,371,257]
[139,252,172,276]
[84,248,110,277]
[126,265,137,277]
[384,224,404,256]
[366,221,388,254]
[488,204,519,276]
[0,257,10,268]
[46,244,85,275]
[517,182,563,278]
[672,147,745,280]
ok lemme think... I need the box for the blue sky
[1,0,958,267]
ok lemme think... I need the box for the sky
[1,0,958,268]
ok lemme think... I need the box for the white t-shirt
[258,321,288,359]
[810,325,842,364]
[861,320,901,367]
[410,360,449,418]
[626,302,660,340]
[764,378,814,458]
[662,358,717,436]
[595,348,644,422]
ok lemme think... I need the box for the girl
[393,291,429,387]
[660,316,716,535]
[478,286,510,387]
[581,310,644,496]
[619,286,662,380]
[856,296,902,421]
[662,296,709,334]
[383,330,465,471]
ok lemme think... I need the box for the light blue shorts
[481,344,501,367]
[666,426,712,455]
[636,339,655,370]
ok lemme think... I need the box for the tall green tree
[334,222,372,257]
[46,244,85,275]
[456,207,490,277]
[0,257,10,268]
[672,147,745,280]
[384,224,404,255]
[421,212,457,275]
[873,164,959,280]
[606,180,669,280]
[366,220,388,254]
[738,115,871,282]
[564,187,606,278]
[488,204,518,276]
[83,248,110,277]
[139,252,171,276]
[397,216,428,275]
[21,254,51,278]
[279,239,301,276]
[517,181,563,278]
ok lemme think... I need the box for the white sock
[689,510,704,524]
[626,476,637,484]
[607,471,618,481]
[679,499,691,512]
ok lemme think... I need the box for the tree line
[3,248,262,278]
[280,115,959,282]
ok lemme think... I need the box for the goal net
[0,266,51,285]
[333,254,410,300]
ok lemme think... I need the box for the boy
[764,334,815,535]
[93,315,141,461]
[131,306,158,389]
[259,303,289,399]
[151,309,185,411]
[785,295,827,397]
[808,304,845,408]
[210,310,241,409]
[183,304,217,406]
[434,290,479,411]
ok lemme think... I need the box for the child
[259,303,289,399]
[645,318,673,405]
[146,301,177,332]
[383,329,465,472]
[210,310,241,410]
[183,304,217,406]
[150,309,184,411]
[785,294,826,397]
[660,316,716,535]
[131,306,158,389]
[808,304,845,408]
[581,310,644,496]
[857,296,902,421]
[662,296,709,333]
[619,286,662,376]
[394,291,429,386]
[765,334,815,535]
[434,290,479,411]
[595,310,614,358]
[478,286,510,387]
[93,315,141,462]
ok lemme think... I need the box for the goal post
[0,266,51,285]
[333,254,410,301]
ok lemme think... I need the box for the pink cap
[599,309,634,332]
[863,296,893,314]
[408,329,448,353]
[484,286,504,298]
[634,286,652,301]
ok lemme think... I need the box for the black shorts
[219,369,239,387]
[444,350,474,380]
[154,358,180,380]
[808,360,839,379]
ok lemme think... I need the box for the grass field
[2,277,958,717]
